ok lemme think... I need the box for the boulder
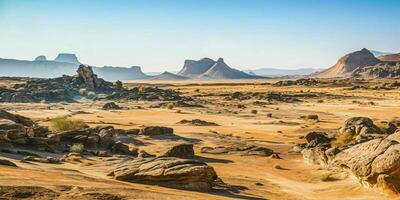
[139,126,173,136]
[98,129,115,148]
[110,157,218,191]
[339,117,382,136]
[161,143,195,159]
[0,119,26,141]
[111,142,138,156]
[102,102,122,110]
[0,109,34,127]
[305,131,330,145]
[0,159,17,167]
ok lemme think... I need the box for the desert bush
[70,143,84,154]
[251,109,258,114]
[166,103,175,109]
[307,114,319,120]
[50,116,88,132]
[321,173,334,182]
[138,85,146,93]
[317,99,324,103]
[267,113,272,117]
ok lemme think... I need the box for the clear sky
[0,0,399,71]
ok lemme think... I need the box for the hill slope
[378,53,400,62]
[313,48,381,78]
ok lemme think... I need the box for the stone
[0,159,17,167]
[139,126,173,136]
[102,102,122,110]
[339,117,382,136]
[110,157,218,191]
[111,142,138,156]
[161,143,195,159]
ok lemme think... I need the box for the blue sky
[0,0,399,71]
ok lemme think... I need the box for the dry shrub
[70,143,84,154]
[307,114,319,120]
[251,109,258,114]
[50,116,88,132]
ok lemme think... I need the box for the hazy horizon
[0,0,399,71]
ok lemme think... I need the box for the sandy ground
[1,80,398,199]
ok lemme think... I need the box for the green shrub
[70,143,84,154]
[50,116,88,132]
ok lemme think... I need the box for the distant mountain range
[244,68,321,77]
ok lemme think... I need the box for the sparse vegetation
[307,114,319,120]
[321,173,336,182]
[267,113,272,117]
[69,143,85,154]
[166,103,175,109]
[389,117,400,126]
[251,109,258,114]
[50,116,88,132]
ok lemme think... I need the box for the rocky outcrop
[331,132,400,195]
[313,48,381,78]
[150,72,189,81]
[74,65,113,92]
[54,53,80,64]
[300,117,400,196]
[177,58,216,77]
[352,62,400,79]
[201,143,276,157]
[273,78,320,86]
[109,157,218,191]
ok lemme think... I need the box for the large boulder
[102,102,122,110]
[161,143,194,159]
[110,157,218,191]
[0,119,26,141]
[339,117,382,136]
[139,126,173,136]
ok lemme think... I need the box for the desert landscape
[1,1,400,199]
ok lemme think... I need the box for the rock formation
[54,53,80,64]
[300,117,400,195]
[109,157,218,191]
[199,58,259,79]
[177,58,216,77]
[313,48,381,78]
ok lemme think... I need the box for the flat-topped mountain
[199,58,259,79]
[54,53,80,64]
[378,53,400,62]
[151,71,189,81]
[0,54,152,81]
[177,58,216,77]
[313,48,381,78]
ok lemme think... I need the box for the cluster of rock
[105,86,189,101]
[0,65,188,103]
[0,65,114,103]
[299,117,400,195]
[352,62,400,79]
[225,91,301,103]
[273,78,320,87]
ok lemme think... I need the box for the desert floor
[1,79,398,200]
